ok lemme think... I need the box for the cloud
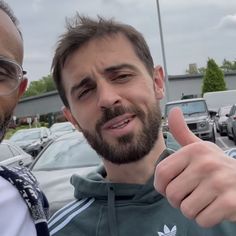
[215,14,236,30]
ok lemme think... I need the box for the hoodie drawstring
[108,185,118,236]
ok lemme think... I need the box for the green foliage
[23,74,56,98]
[221,59,236,72]
[202,58,226,94]
[186,58,236,75]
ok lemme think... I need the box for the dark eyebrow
[104,63,138,74]
[70,77,92,96]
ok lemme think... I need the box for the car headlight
[198,121,208,130]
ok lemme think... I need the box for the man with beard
[0,1,49,235]
[49,15,236,236]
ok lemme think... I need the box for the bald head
[0,2,23,64]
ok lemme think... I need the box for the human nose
[97,81,121,110]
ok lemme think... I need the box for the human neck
[103,133,166,184]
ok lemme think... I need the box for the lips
[102,114,135,130]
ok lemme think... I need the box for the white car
[0,140,33,167]
[30,131,101,216]
[215,105,232,136]
[50,122,75,138]
[9,127,51,157]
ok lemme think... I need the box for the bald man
[0,1,49,235]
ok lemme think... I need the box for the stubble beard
[0,113,12,143]
[82,103,162,164]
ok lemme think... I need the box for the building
[14,72,236,123]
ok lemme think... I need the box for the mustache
[96,105,145,132]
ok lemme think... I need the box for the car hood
[218,116,228,123]
[184,115,208,123]
[32,166,98,216]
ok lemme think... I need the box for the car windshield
[166,101,208,117]
[10,130,41,142]
[219,106,232,116]
[32,137,100,171]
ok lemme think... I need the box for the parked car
[163,132,181,151]
[225,147,236,158]
[226,104,236,145]
[0,140,33,167]
[9,127,51,157]
[215,105,232,136]
[203,90,236,114]
[163,98,215,142]
[50,122,75,138]
[30,131,101,216]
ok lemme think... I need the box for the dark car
[30,131,101,216]
[0,140,33,167]
[9,127,51,157]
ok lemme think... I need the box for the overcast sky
[6,0,236,82]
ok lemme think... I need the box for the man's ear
[18,78,28,98]
[62,106,82,131]
[153,65,164,99]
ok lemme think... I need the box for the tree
[23,74,56,98]
[202,58,226,94]
[221,59,236,72]
[186,59,236,75]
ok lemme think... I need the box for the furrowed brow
[104,63,138,74]
[70,77,92,96]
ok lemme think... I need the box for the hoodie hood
[70,149,173,236]
[71,149,173,202]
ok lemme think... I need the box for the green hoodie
[49,149,236,236]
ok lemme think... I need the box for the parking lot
[216,131,236,151]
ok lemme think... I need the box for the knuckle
[166,185,181,208]
[180,201,196,219]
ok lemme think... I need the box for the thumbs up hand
[154,107,236,227]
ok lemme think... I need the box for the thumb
[168,107,201,146]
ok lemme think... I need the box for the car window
[32,138,100,170]
[42,129,48,137]
[8,145,21,156]
[166,100,207,117]
[0,144,14,161]
[219,106,231,116]
[10,130,41,141]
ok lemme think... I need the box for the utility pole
[156,0,170,102]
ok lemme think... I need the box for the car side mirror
[18,160,24,166]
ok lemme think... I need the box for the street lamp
[156,0,170,102]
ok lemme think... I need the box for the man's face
[0,10,26,142]
[62,34,164,164]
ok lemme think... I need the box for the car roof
[50,122,73,127]
[166,98,205,105]
[51,130,84,141]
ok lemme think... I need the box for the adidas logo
[157,225,177,236]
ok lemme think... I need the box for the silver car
[9,127,51,157]
[0,140,33,167]
[50,122,75,138]
[226,104,236,145]
[215,105,232,136]
[30,131,101,216]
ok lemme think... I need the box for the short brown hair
[52,14,154,107]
